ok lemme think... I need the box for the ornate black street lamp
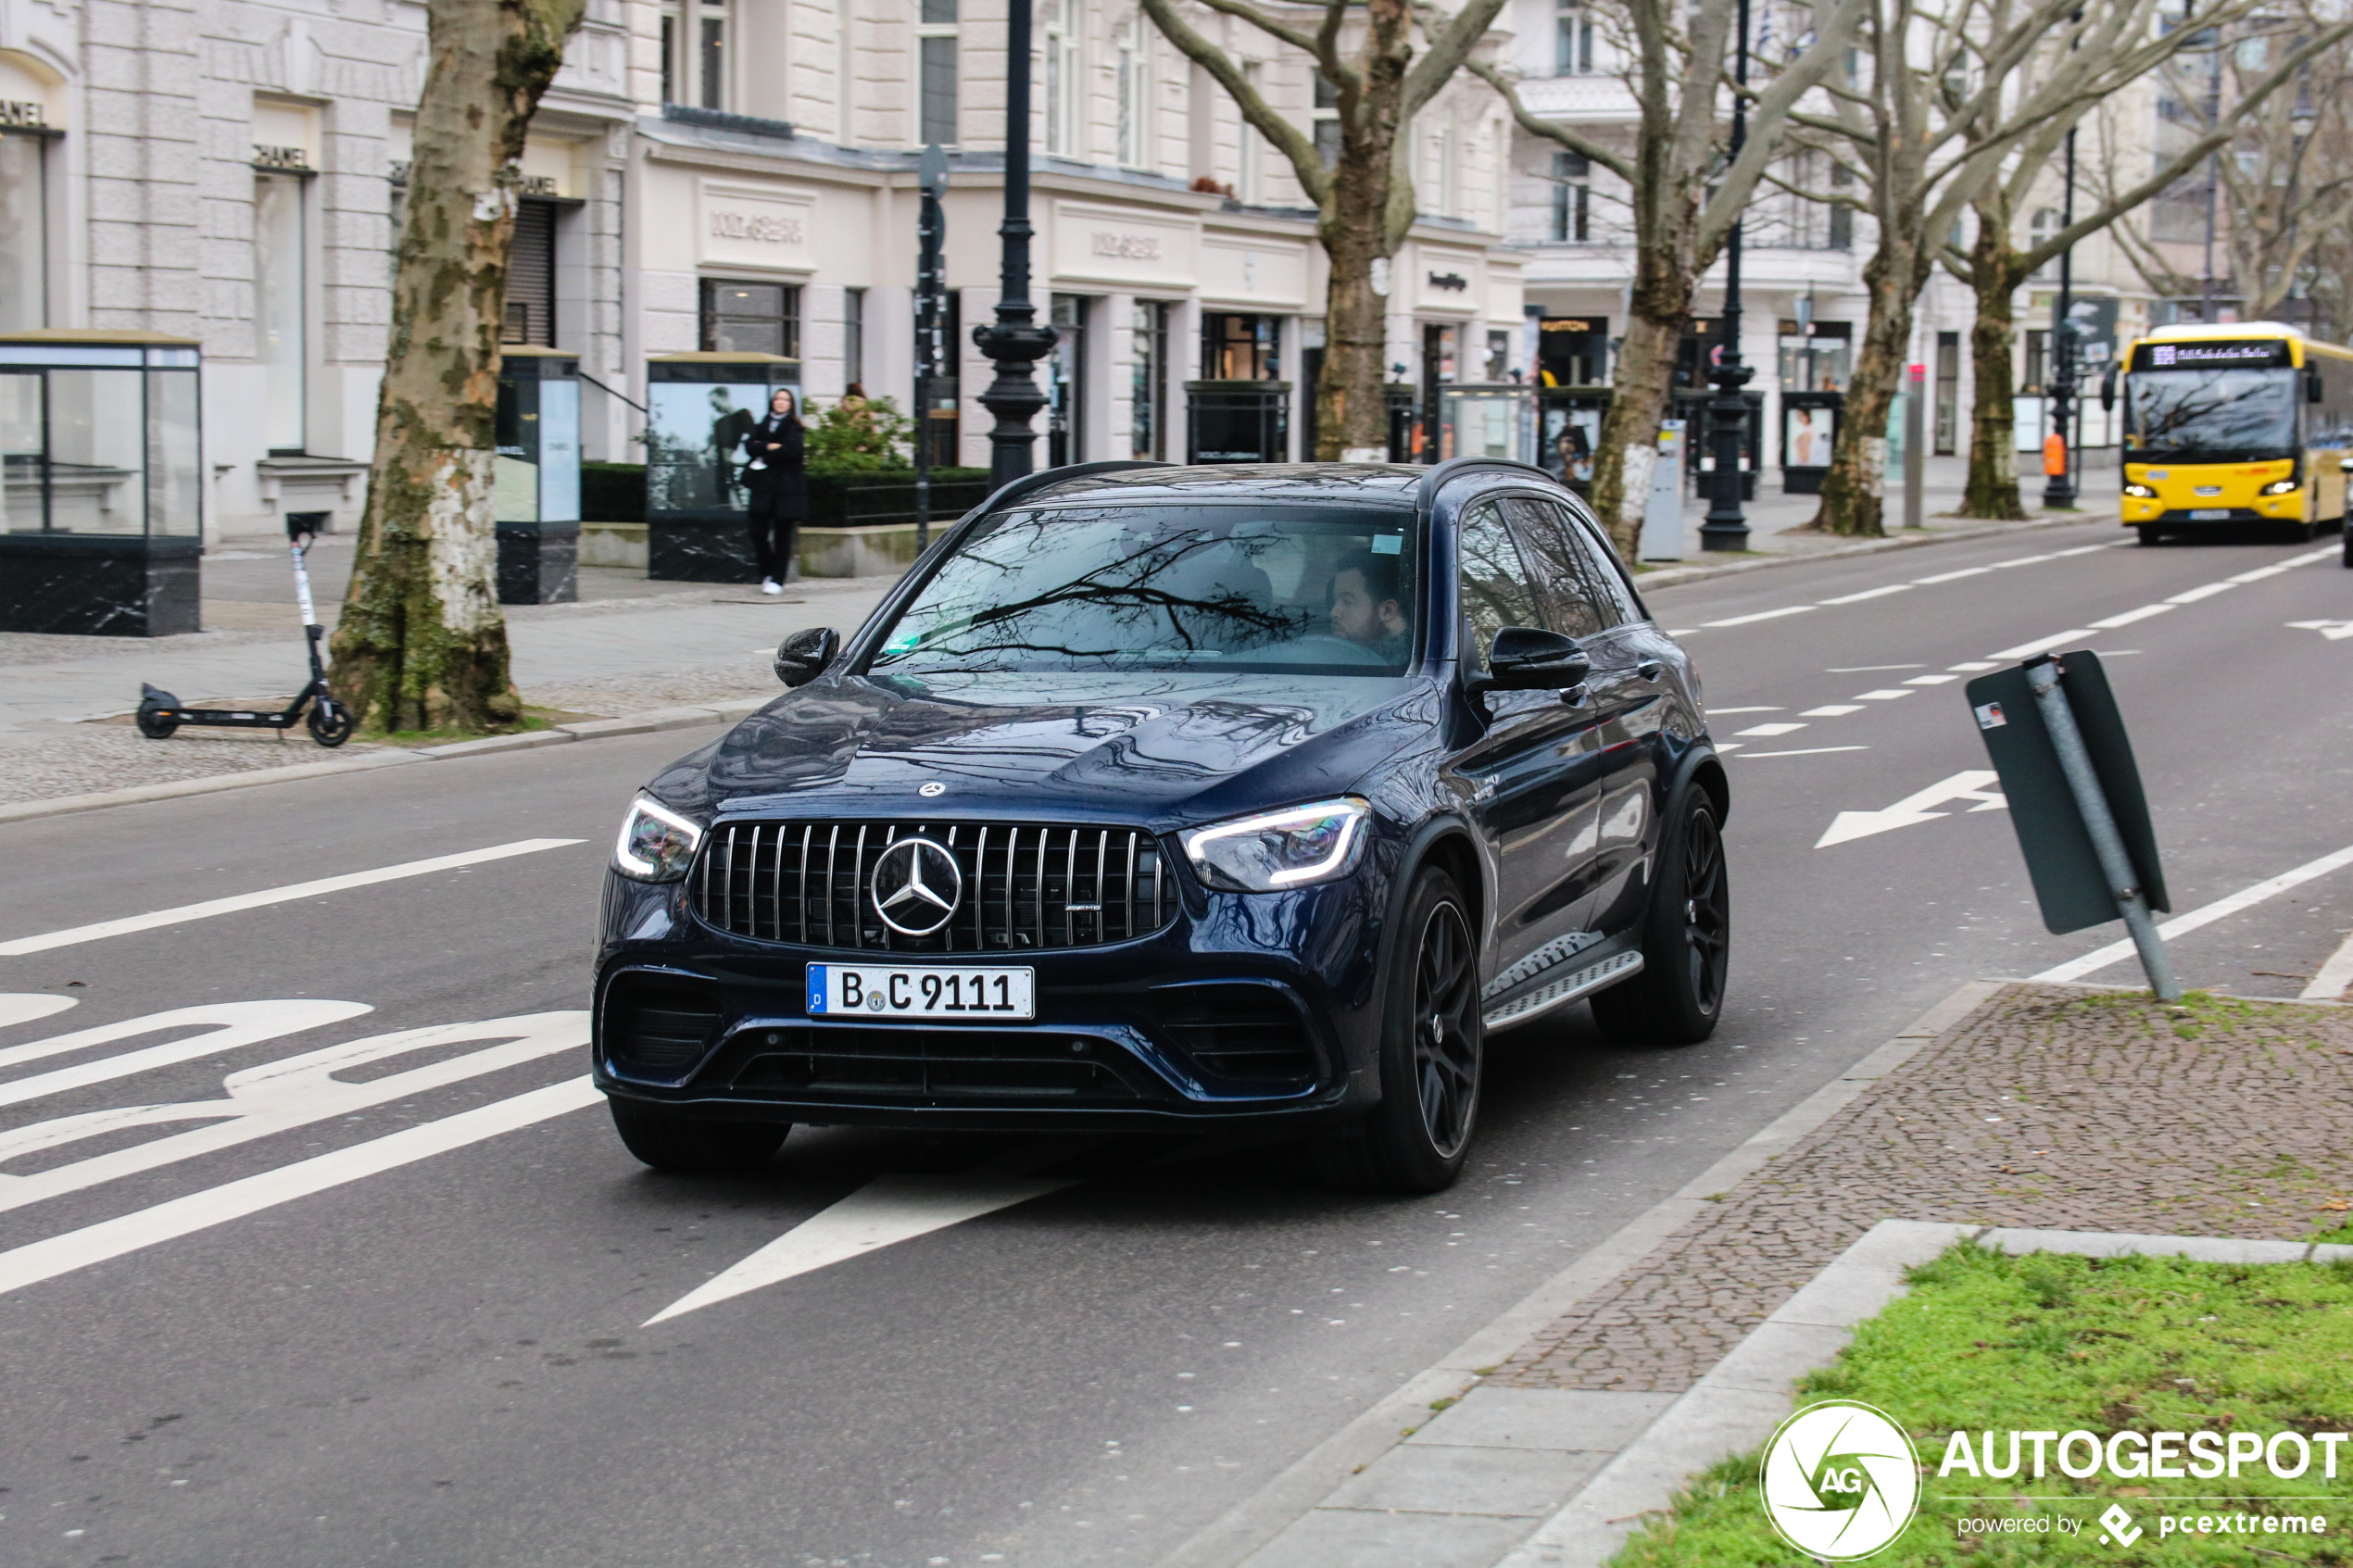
[972,0,1057,488]
[2044,124,2079,510]
[1700,0,1754,551]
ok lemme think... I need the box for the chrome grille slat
[691,820,1177,954]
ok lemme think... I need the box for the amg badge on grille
[871,837,963,935]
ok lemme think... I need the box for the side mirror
[775,626,841,687]
[1475,626,1591,692]
[2099,367,2117,413]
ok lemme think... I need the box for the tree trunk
[1315,119,1403,459]
[1814,235,1924,537]
[1591,308,1686,555]
[330,0,585,734]
[1960,233,2028,521]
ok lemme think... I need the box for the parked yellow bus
[2108,321,2353,546]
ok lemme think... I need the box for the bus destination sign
[2133,339,2291,370]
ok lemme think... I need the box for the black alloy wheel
[609,1098,788,1174]
[307,697,356,748]
[1592,785,1729,1046]
[134,703,178,740]
[1314,867,1482,1194]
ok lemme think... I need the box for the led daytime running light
[614,796,704,881]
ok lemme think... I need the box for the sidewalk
[1214,981,2353,1568]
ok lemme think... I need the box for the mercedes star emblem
[870,836,963,936]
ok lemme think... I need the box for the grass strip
[1615,1244,2353,1564]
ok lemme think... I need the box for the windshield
[2125,368,2298,459]
[869,505,1421,677]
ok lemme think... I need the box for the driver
[1329,548,1411,664]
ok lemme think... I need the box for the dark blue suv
[594,459,1729,1192]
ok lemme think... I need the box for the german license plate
[806,963,1036,1021]
[2190,508,2230,521]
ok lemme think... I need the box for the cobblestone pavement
[0,722,390,805]
[1496,983,2353,1393]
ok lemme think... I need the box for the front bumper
[591,868,1390,1130]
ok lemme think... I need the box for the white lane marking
[1915,567,1992,584]
[645,1172,1077,1325]
[0,839,585,958]
[2168,582,2237,604]
[1816,771,2007,848]
[2289,619,2353,641]
[1703,605,1819,629]
[1734,722,1807,737]
[1707,707,1785,715]
[1820,585,1914,605]
[1901,673,1959,685]
[0,996,75,1030]
[1947,661,2000,671]
[1988,630,2098,659]
[1989,554,2056,570]
[2034,843,2353,983]
[2088,603,2175,630]
[0,1012,587,1214]
[1666,628,1699,636]
[1732,746,1869,759]
[0,1076,601,1299]
[1853,688,1916,700]
[1801,705,1866,717]
[2300,928,2353,1001]
[0,1001,374,1109]
[2053,545,2119,557]
[1714,743,1744,753]
[1828,664,1925,672]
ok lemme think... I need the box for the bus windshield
[2125,367,2298,460]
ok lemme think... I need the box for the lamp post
[1699,0,1753,551]
[2044,123,2080,510]
[2285,107,2318,317]
[914,143,948,546]
[972,0,1056,488]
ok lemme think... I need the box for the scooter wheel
[135,705,179,740]
[307,699,356,748]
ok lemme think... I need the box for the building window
[701,280,800,359]
[1131,299,1166,458]
[255,173,307,454]
[1313,71,1340,169]
[1552,152,1590,242]
[699,0,728,110]
[1556,0,1595,74]
[504,199,556,345]
[1238,61,1265,204]
[0,132,45,331]
[1044,0,1078,157]
[919,0,959,147]
[1934,330,1958,455]
[1116,20,1151,168]
[661,10,676,107]
[2021,329,2048,395]
[916,287,961,466]
[661,0,729,109]
[1202,312,1280,381]
[1828,162,1854,249]
[1430,126,1455,217]
[837,0,857,144]
[843,287,865,386]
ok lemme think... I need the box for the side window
[1455,500,1542,671]
[1504,495,1609,638]
[1567,506,1647,626]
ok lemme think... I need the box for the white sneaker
[761,578,783,596]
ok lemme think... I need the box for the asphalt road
[1,515,2348,1568]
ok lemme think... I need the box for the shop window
[1934,331,1958,456]
[701,280,800,359]
[504,200,556,345]
[917,287,961,467]
[1552,152,1590,243]
[2021,329,2048,395]
[1132,299,1167,459]
[919,0,959,146]
[255,173,308,454]
[0,132,45,332]
[1485,330,1512,383]
[1202,313,1280,381]
[1047,294,1088,466]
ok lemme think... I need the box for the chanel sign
[1091,231,1162,259]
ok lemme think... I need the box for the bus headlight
[2260,478,2299,496]
[2122,483,2158,498]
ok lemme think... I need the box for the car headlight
[613,795,705,882]
[2122,483,2158,498]
[2260,478,2299,496]
[1181,798,1372,892]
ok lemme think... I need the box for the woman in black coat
[741,388,807,592]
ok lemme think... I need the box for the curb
[1635,511,2107,594]
[1501,1220,2353,1568]
[0,696,772,826]
[1156,977,2009,1568]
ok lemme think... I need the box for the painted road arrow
[1816,770,2007,848]
[2288,620,2353,641]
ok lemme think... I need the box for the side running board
[1481,950,1644,1033]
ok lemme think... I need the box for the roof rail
[1413,458,1562,517]
[971,459,1175,518]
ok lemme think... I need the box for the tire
[2345,533,2353,569]
[609,1098,787,1174]
[1313,868,1482,1194]
[2134,526,2163,547]
[134,704,178,740]
[2290,520,2319,544]
[306,697,355,748]
[1590,784,1730,1046]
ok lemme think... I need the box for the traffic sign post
[1965,651,2180,998]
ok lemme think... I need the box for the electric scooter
[136,516,357,748]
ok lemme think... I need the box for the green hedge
[578,463,995,527]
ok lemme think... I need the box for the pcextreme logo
[1759,1399,1923,1560]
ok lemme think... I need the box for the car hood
[649,670,1432,827]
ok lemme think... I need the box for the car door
[1446,496,1593,982]
[1507,494,1667,939]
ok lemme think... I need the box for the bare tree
[1471,0,1867,550]
[330,0,588,734]
[1787,0,2278,536]
[1140,0,1511,460]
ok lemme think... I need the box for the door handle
[1637,660,1666,682]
